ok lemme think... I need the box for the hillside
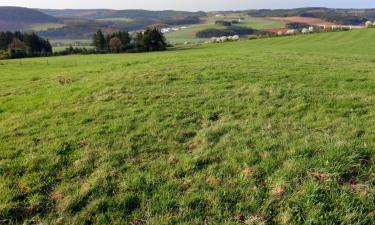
[246,7,375,25]
[0,29,374,224]
[40,9,206,20]
[0,7,373,40]
[0,7,59,30]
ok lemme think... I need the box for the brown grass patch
[206,176,220,186]
[271,186,285,198]
[242,165,254,178]
[51,191,64,202]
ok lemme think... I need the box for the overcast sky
[0,0,374,11]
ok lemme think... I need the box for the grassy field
[50,39,93,53]
[96,17,133,23]
[49,39,92,45]
[0,29,375,224]
[165,23,224,43]
[53,46,95,53]
[28,23,66,31]
[165,14,286,43]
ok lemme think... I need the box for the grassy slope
[165,15,286,44]
[28,23,66,31]
[164,23,225,43]
[0,29,375,224]
[96,17,134,22]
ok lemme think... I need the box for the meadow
[0,29,374,224]
[28,23,66,31]
[165,14,286,43]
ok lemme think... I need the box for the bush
[215,20,232,26]
[196,27,258,38]
[286,22,310,30]
[8,48,27,59]
[0,50,9,60]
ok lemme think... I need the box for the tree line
[0,31,52,59]
[196,27,258,38]
[92,27,167,53]
[0,27,167,60]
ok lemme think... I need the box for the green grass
[53,46,94,53]
[0,29,375,224]
[238,17,286,30]
[96,17,133,22]
[49,39,92,45]
[28,23,66,31]
[165,23,224,43]
[165,14,286,43]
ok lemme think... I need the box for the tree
[105,31,131,52]
[109,37,123,53]
[142,27,167,51]
[8,38,27,58]
[134,32,145,51]
[93,29,106,51]
[118,31,131,48]
[0,31,14,50]
[23,32,52,56]
[8,38,26,50]
[0,31,51,58]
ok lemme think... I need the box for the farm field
[49,39,92,45]
[50,39,93,52]
[52,46,95,53]
[165,15,286,43]
[28,23,66,31]
[164,23,224,43]
[0,29,375,224]
[207,14,287,30]
[96,17,134,23]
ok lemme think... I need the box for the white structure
[210,35,240,43]
[301,28,309,34]
[309,26,314,32]
[220,36,228,42]
[232,35,239,40]
[365,21,373,28]
[161,28,171,33]
[286,29,297,35]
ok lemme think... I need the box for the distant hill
[1,6,375,39]
[40,9,206,20]
[0,7,59,30]
[37,9,206,39]
[246,7,375,25]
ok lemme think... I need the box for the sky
[0,0,375,11]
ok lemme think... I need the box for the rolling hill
[246,7,375,25]
[0,7,373,41]
[0,7,59,30]
[40,9,206,20]
[0,28,374,224]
